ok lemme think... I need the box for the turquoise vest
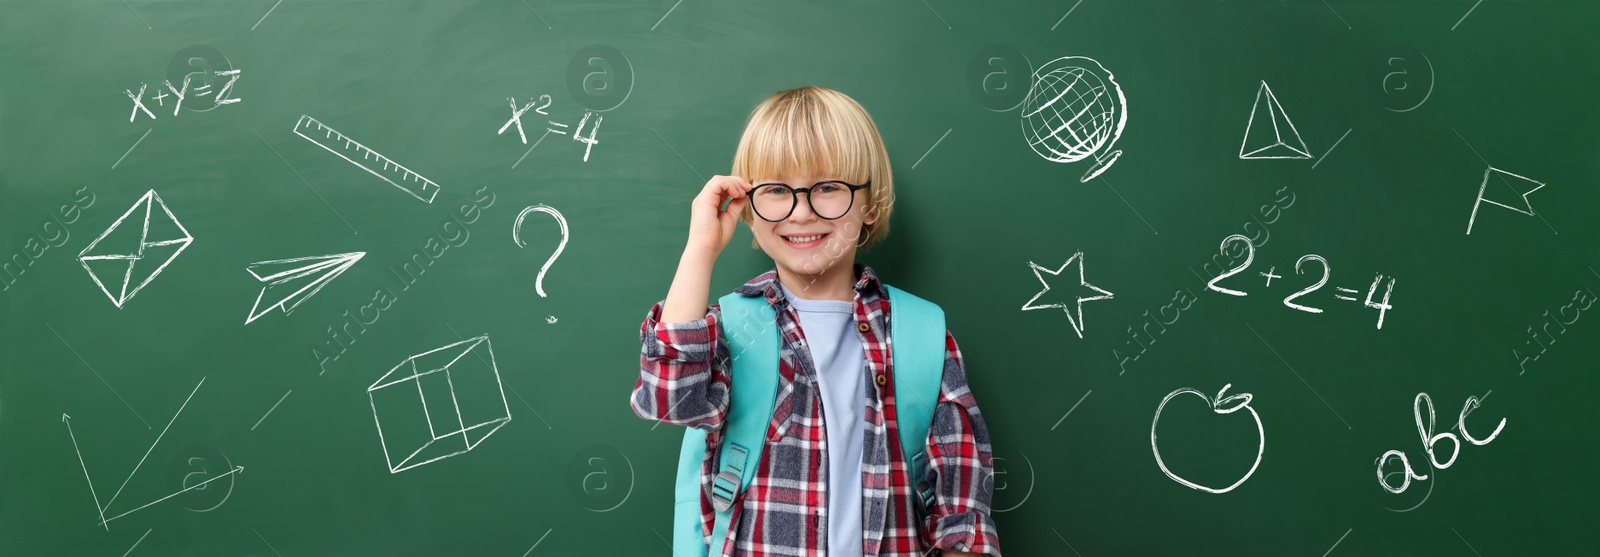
[672,284,945,556]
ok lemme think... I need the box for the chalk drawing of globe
[1020,56,1128,183]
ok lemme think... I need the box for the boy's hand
[686,175,753,257]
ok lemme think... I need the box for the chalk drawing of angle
[245,251,365,325]
[62,377,244,530]
[1239,81,1312,160]
[293,115,441,203]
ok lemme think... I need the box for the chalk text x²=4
[293,115,441,203]
[62,377,243,529]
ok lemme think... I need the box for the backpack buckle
[710,470,741,512]
[911,452,936,515]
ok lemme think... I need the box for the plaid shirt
[631,264,1002,557]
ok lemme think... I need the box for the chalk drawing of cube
[368,335,512,473]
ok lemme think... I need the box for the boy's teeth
[786,234,824,242]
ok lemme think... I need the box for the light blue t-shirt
[778,281,866,557]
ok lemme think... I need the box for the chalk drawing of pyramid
[1239,81,1312,160]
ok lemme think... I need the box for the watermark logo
[990,450,1034,513]
[1370,46,1434,113]
[166,45,236,114]
[565,444,634,512]
[164,444,236,512]
[566,45,633,112]
[966,45,1033,112]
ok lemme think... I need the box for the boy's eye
[813,183,842,194]
[760,185,792,196]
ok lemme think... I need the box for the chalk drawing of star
[1021,251,1115,339]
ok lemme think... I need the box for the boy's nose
[787,197,819,222]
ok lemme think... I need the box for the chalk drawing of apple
[1150,383,1264,494]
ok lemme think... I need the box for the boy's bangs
[741,95,873,186]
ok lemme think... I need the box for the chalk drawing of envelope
[77,190,194,308]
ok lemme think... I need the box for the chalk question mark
[513,204,568,324]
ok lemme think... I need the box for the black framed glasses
[746,180,871,222]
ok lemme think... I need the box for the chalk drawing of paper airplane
[77,190,194,308]
[244,252,366,324]
[1239,81,1312,160]
[1466,167,1546,235]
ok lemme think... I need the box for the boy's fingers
[706,183,733,204]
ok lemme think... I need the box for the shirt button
[876,374,886,385]
[858,322,870,332]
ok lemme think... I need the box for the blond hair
[730,86,894,249]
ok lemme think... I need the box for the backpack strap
[703,292,782,556]
[674,427,710,556]
[883,283,946,516]
[672,292,780,557]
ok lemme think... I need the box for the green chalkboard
[3,1,1598,555]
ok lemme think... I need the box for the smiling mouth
[782,233,829,245]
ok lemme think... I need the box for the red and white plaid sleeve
[921,330,1003,556]
[630,300,731,433]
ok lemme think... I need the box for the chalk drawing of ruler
[293,115,441,204]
